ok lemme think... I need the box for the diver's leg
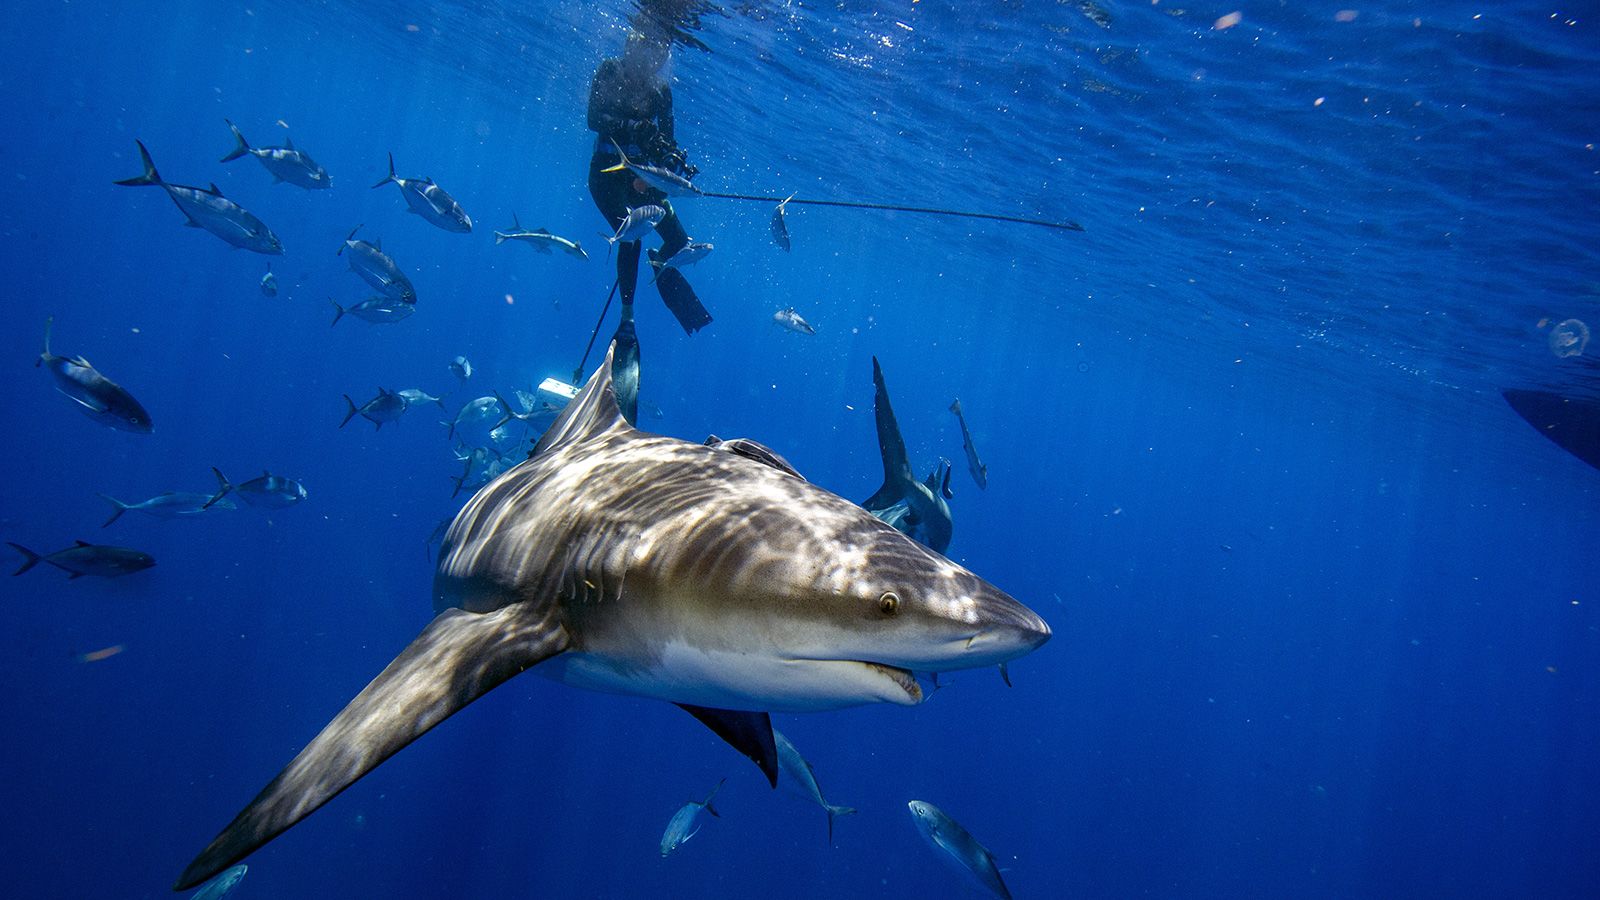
[588,156,640,307]
[650,205,710,334]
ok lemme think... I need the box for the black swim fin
[611,319,641,427]
[655,267,712,334]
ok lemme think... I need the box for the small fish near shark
[37,317,153,434]
[100,468,236,526]
[9,541,155,580]
[603,139,702,198]
[601,204,666,259]
[208,468,307,510]
[338,225,416,305]
[494,214,588,259]
[660,778,724,858]
[949,398,989,490]
[340,388,409,430]
[329,297,414,327]
[771,193,795,251]
[173,341,1049,889]
[373,152,472,233]
[220,119,331,189]
[773,306,816,335]
[115,140,283,255]
[259,264,278,297]
[907,800,1013,900]
[773,728,856,844]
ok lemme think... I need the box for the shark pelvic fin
[176,602,570,890]
[675,704,779,788]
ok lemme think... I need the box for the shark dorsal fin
[704,436,806,481]
[209,183,224,196]
[283,135,295,150]
[532,342,627,457]
[863,358,914,513]
[75,540,93,547]
[534,227,551,235]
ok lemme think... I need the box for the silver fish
[8,540,155,580]
[115,141,283,254]
[259,264,278,297]
[220,120,330,189]
[649,240,713,283]
[907,801,1012,900]
[771,193,794,251]
[398,389,446,410]
[660,779,724,857]
[773,729,856,843]
[372,153,472,233]
[337,225,416,304]
[949,398,988,490]
[101,469,236,526]
[773,306,816,336]
[600,204,666,259]
[446,396,505,442]
[209,468,306,510]
[329,297,414,327]
[449,356,473,381]
[341,388,409,430]
[494,213,588,259]
[604,140,702,198]
[36,317,153,433]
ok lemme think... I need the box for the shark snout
[963,591,1051,665]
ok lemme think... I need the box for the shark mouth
[857,661,924,704]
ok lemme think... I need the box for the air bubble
[1548,318,1590,358]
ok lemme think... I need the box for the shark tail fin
[220,120,250,162]
[173,604,571,891]
[328,299,346,327]
[339,395,359,429]
[7,543,42,576]
[204,468,233,510]
[98,494,131,528]
[114,140,162,187]
[825,804,858,845]
[372,152,397,189]
[493,233,507,245]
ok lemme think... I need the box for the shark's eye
[878,591,900,616]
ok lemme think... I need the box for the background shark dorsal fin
[675,704,778,787]
[175,603,571,891]
[283,135,295,150]
[532,342,627,457]
[864,357,914,510]
[534,227,551,234]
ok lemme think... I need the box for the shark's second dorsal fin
[863,357,914,511]
[532,342,627,458]
[704,436,806,481]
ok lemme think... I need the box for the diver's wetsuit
[587,57,711,334]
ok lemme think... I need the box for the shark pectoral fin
[175,603,570,890]
[674,705,778,788]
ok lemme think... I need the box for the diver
[588,20,711,344]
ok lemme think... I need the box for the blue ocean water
[2,1,1597,897]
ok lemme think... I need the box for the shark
[174,342,1048,889]
[862,358,955,553]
